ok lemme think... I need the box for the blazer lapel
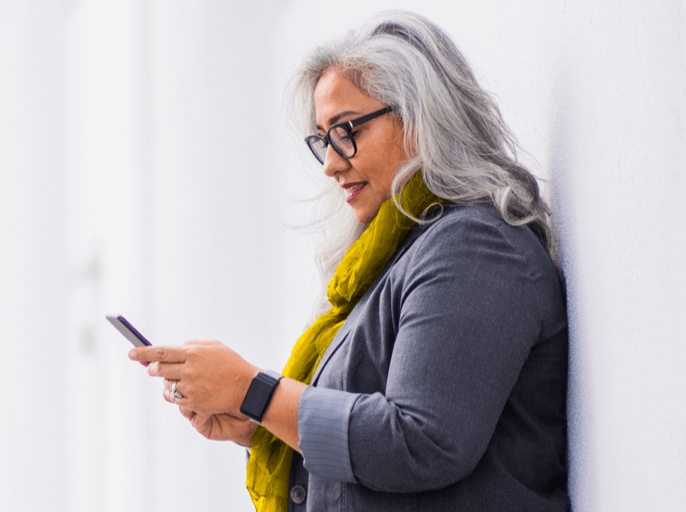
[311,223,427,385]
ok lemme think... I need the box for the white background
[1,1,684,510]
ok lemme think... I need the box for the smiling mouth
[344,182,367,202]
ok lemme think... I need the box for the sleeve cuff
[297,386,360,483]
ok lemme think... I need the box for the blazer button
[290,485,307,505]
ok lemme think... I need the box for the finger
[183,339,218,346]
[162,385,175,403]
[151,362,185,380]
[147,361,185,380]
[147,361,175,378]
[162,379,174,403]
[172,380,188,401]
[178,406,196,420]
[163,381,189,404]
[129,345,187,364]
[147,362,161,377]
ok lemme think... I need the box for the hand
[178,405,258,446]
[129,340,259,417]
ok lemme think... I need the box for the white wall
[0,2,70,510]
[1,1,684,511]
[550,3,686,510]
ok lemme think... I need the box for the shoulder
[408,205,545,269]
[397,205,565,334]
[418,205,533,244]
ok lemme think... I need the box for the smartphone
[106,315,152,347]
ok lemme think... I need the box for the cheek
[372,145,407,193]
[357,123,409,195]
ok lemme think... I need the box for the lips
[343,182,367,202]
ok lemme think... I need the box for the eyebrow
[316,110,360,131]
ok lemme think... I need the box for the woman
[130,11,568,511]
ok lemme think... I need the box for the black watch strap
[240,370,283,423]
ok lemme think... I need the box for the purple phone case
[106,315,152,347]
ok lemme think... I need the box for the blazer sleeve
[298,212,545,492]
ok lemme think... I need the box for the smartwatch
[240,370,283,423]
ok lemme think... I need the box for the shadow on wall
[548,54,593,510]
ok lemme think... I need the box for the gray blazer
[289,205,568,511]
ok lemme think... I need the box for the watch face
[241,373,280,422]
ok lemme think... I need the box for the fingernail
[128,349,137,360]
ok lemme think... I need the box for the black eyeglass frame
[305,106,394,164]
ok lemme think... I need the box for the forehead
[313,68,384,128]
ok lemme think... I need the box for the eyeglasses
[305,106,393,164]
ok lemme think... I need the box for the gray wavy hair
[287,11,559,315]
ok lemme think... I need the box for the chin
[352,206,381,225]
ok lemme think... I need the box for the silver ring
[171,381,184,400]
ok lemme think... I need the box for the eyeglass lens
[308,125,356,164]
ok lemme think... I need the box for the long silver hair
[287,11,559,317]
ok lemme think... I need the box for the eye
[341,131,359,142]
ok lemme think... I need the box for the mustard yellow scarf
[246,172,446,511]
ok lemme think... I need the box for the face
[313,68,409,224]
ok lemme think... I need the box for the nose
[322,144,350,178]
